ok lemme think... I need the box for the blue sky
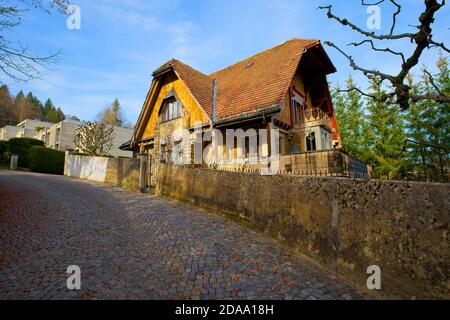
[5,0,450,123]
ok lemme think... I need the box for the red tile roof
[153,59,213,117]
[153,38,323,122]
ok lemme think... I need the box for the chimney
[212,78,217,124]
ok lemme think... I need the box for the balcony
[298,107,332,131]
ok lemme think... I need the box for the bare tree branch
[348,39,406,64]
[391,138,449,159]
[318,4,414,40]
[0,0,69,83]
[428,39,450,53]
[388,0,401,36]
[319,0,449,109]
[339,86,395,103]
[74,122,115,156]
[361,0,402,35]
[325,41,395,82]
[423,70,443,95]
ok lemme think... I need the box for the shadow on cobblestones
[0,171,367,300]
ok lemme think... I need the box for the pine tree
[25,92,43,120]
[404,73,429,180]
[98,98,125,127]
[404,55,450,182]
[44,98,65,123]
[332,76,368,160]
[55,107,65,122]
[432,54,450,181]
[111,98,123,127]
[365,77,407,180]
[332,55,449,181]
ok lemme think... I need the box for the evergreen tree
[404,73,429,180]
[43,98,65,123]
[98,98,125,127]
[332,76,368,160]
[14,90,42,122]
[332,55,449,181]
[404,55,449,182]
[365,77,407,180]
[25,92,44,119]
[55,107,65,122]
[431,54,450,181]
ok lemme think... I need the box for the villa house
[128,39,367,179]
[130,39,340,160]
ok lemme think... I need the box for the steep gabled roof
[150,38,333,122]
[153,59,213,118]
[210,38,320,121]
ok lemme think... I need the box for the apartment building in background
[0,119,133,158]
[0,119,54,141]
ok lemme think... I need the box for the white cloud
[94,3,157,31]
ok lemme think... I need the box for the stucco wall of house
[156,164,450,299]
[142,72,210,140]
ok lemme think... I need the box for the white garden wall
[64,154,109,182]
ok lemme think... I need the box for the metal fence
[202,165,370,179]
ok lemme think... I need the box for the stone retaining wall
[104,157,140,192]
[156,164,449,299]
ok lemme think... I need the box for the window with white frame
[306,131,316,152]
[161,99,182,122]
[321,131,332,150]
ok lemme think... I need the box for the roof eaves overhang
[131,76,163,149]
[152,64,175,77]
[313,43,337,74]
[119,140,132,151]
[214,105,281,128]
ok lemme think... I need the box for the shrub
[0,140,8,163]
[27,146,65,175]
[7,138,45,167]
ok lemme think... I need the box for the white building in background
[0,119,54,141]
[0,119,133,158]
[0,125,20,141]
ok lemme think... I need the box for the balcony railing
[300,107,332,129]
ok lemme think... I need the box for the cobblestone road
[0,171,366,300]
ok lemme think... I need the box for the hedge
[27,146,65,175]
[0,140,8,163]
[7,138,45,167]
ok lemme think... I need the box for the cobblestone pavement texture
[0,171,366,300]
